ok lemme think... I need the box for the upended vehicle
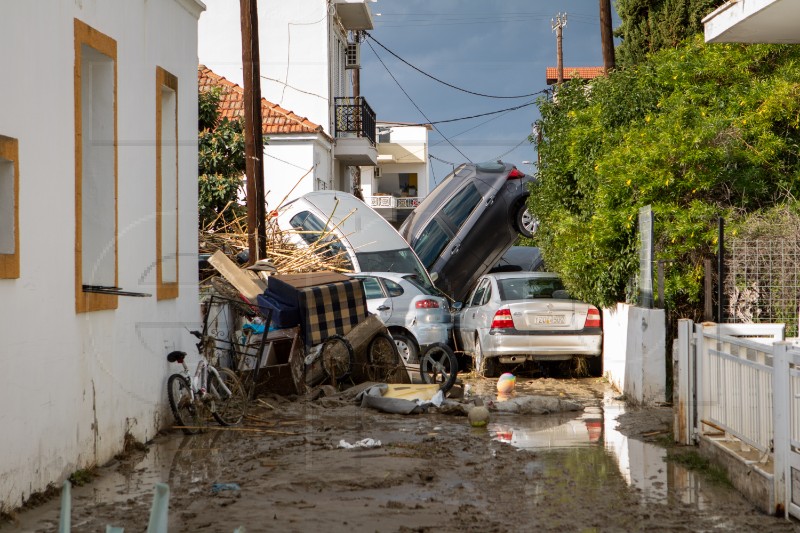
[399,161,537,303]
[453,272,602,377]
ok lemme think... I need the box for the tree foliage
[614,0,720,66]
[529,37,800,313]
[198,87,247,229]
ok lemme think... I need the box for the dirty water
[3,377,799,532]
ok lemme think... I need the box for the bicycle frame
[169,351,233,403]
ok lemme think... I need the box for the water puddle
[486,391,731,511]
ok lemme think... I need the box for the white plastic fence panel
[774,343,800,520]
[697,323,777,452]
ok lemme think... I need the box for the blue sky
[360,0,620,185]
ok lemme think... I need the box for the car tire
[475,338,499,378]
[392,332,419,364]
[514,203,537,238]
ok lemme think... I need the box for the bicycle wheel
[208,368,247,426]
[320,335,354,383]
[420,343,458,392]
[167,374,202,435]
[367,332,403,382]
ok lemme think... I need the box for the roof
[545,66,606,85]
[198,65,327,137]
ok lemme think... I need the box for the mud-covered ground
[2,375,798,532]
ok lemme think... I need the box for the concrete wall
[603,303,666,405]
[264,136,332,209]
[0,0,202,510]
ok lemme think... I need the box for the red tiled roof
[545,66,606,85]
[198,65,326,137]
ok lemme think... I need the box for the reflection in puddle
[488,394,724,511]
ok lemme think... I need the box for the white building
[0,0,204,510]
[362,122,432,227]
[703,0,800,43]
[198,0,378,207]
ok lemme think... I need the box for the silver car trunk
[503,300,587,331]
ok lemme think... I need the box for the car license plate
[533,315,565,325]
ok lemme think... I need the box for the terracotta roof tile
[198,65,326,137]
[545,66,606,85]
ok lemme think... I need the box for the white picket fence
[676,319,800,518]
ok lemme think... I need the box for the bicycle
[166,330,248,435]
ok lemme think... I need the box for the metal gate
[774,343,800,520]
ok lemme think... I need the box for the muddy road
[2,376,797,532]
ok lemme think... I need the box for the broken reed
[199,202,355,280]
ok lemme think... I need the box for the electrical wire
[493,136,532,161]
[366,39,473,163]
[366,32,549,99]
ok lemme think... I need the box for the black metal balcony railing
[334,96,376,146]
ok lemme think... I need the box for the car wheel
[475,337,499,378]
[392,332,419,364]
[515,204,537,238]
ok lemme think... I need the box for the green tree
[198,87,247,229]
[615,0,720,66]
[529,37,800,315]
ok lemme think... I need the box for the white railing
[699,325,776,452]
[677,319,800,518]
[773,342,800,520]
[365,196,421,209]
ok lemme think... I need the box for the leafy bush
[529,37,800,314]
[198,87,248,229]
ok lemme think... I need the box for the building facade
[0,0,204,509]
[198,0,378,208]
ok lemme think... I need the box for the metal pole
[717,217,724,323]
[552,13,567,85]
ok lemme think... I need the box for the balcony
[334,96,378,166]
[332,0,375,31]
[365,195,420,227]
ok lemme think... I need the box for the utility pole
[599,0,616,73]
[551,13,567,85]
[240,0,267,262]
[351,31,364,200]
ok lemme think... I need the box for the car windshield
[355,248,435,291]
[497,277,567,301]
[289,211,353,269]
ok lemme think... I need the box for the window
[0,135,19,279]
[441,183,481,230]
[358,276,385,300]
[355,248,433,292]
[413,220,449,269]
[289,211,353,269]
[156,67,179,300]
[74,19,118,313]
[468,279,489,307]
[383,279,404,297]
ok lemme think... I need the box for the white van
[275,191,438,292]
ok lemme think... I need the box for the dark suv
[398,161,536,302]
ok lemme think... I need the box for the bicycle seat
[167,351,186,363]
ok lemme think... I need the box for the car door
[456,277,490,353]
[357,275,393,324]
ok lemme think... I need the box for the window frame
[74,18,118,313]
[0,135,19,279]
[156,66,179,300]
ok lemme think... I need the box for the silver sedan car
[348,272,452,364]
[454,272,602,377]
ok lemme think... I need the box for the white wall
[264,135,332,208]
[0,0,202,510]
[199,0,334,135]
[603,303,667,405]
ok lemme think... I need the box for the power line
[493,137,531,161]
[366,32,549,100]
[366,39,473,163]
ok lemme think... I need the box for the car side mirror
[452,301,463,311]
